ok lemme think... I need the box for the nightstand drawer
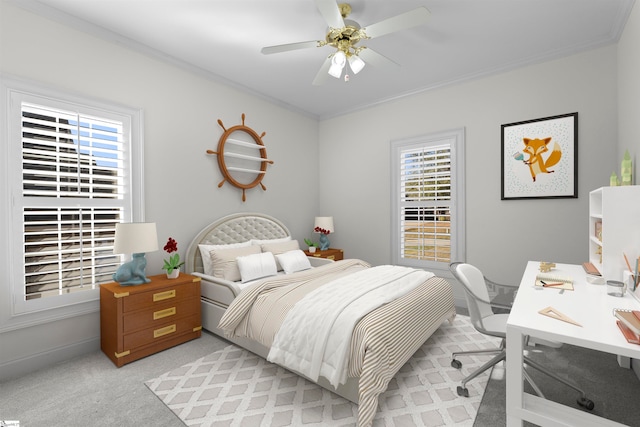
[123,296,200,334]
[123,281,199,312]
[123,314,201,349]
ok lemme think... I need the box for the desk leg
[506,325,524,427]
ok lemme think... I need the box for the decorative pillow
[210,244,261,281]
[237,252,278,283]
[261,240,300,270]
[276,250,312,274]
[250,236,291,246]
[199,242,251,277]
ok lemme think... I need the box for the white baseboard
[0,337,99,382]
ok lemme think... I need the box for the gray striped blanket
[218,259,456,427]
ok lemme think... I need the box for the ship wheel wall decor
[206,113,273,201]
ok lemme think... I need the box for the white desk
[506,261,640,427]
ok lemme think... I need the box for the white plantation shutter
[400,144,452,262]
[21,104,125,198]
[21,104,126,300]
[4,82,142,316]
[391,129,465,272]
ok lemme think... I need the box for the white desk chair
[449,262,594,410]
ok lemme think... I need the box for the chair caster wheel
[451,359,462,369]
[457,386,469,397]
[577,397,594,410]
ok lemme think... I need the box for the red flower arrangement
[314,226,331,235]
[162,237,184,274]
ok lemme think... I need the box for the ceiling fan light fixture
[348,54,365,74]
[328,50,347,78]
[262,2,432,85]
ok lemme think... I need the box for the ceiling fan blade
[261,40,320,55]
[363,7,430,39]
[314,0,345,29]
[312,56,332,86]
[357,47,400,68]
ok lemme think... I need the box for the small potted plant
[304,238,318,253]
[162,237,185,279]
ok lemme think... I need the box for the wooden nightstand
[303,248,344,261]
[100,273,202,367]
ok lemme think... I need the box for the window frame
[0,76,144,331]
[390,128,466,277]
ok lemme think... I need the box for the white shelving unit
[589,186,640,281]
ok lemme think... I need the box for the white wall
[0,2,319,380]
[619,2,640,158]
[617,1,640,376]
[319,46,619,300]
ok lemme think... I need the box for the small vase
[166,268,180,279]
[308,246,317,253]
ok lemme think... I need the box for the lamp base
[113,253,151,286]
[319,234,330,251]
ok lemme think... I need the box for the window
[391,128,465,275]
[3,79,143,318]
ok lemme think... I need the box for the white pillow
[210,244,261,281]
[236,252,278,283]
[261,240,300,270]
[199,242,251,277]
[250,236,291,246]
[275,250,312,274]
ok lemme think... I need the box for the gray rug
[146,315,500,426]
[475,343,640,426]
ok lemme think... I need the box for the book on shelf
[616,320,640,345]
[613,309,640,335]
[534,273,574,290]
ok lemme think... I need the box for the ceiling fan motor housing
[326,19,364,54]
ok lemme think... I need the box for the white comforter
[267,265,434,388]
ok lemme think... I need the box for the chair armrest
[485,276,519,291]
[485,276,518,311]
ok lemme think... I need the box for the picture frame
[501,112,578,200]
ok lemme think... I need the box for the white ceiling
[18,0,635,119]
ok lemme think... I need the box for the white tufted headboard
[184,212,291,275]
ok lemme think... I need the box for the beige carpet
[145,315,500,427]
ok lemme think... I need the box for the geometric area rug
[145,315,500,427]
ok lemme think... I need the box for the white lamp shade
[113,222,159,254]
[348,55,365,74]
[328,51,346,78]
[314,216,334,233]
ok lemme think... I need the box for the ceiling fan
[261,0,431,85]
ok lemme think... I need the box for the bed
[185,212,456,427]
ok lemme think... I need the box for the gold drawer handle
[154,324,176,338]
[153,289,176,302]
[153,307,176,320]
[327,255,335,260]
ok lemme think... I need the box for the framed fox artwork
[501,112,578,200]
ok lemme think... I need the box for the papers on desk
[534,273,574,291]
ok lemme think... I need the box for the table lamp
[314,216,334,251]
[112,222,158,286]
